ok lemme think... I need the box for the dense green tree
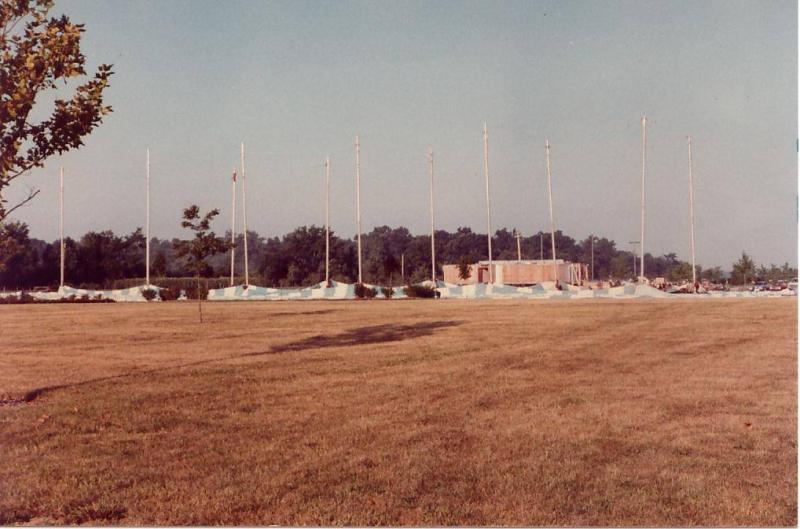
[579,236,616,280]
[731,252,755,285]
[668,262,694,282]
[700,266,724,283]
[151,251,167,278]
[2,219,793,291]
[0,220,35,286]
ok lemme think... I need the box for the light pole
[629,240,640,280]
[640,116,647,283]
[590,235,595,282]
[483,123,493,283]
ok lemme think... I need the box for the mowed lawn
[0,299,796,526]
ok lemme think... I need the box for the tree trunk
[196,273,203,323]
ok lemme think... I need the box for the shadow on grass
[17,320,462,403]
[267,321,460,353]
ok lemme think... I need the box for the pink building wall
[442,260,587,285]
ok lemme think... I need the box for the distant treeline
[0,220,794,290]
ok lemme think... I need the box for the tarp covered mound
[706,289,796,298]
[206,281,680,301]
[208,282,353,301]
[435,282,672,299]
[207,281,439,301]
[7,283,794,302]
[26,285,160,302]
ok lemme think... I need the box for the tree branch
[2,187,40,222]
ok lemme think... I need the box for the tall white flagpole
[355,135,363,284]
[240,142,249,286]
[483,122,493,283]
[546,140,558,282]
[59,166,64,289]
[325,156,331,285]
[640,115,647,282]
[429,146,436,284]
[230,168,236,287]
[146,149,150,286]
[688,135,697,292]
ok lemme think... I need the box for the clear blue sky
[9,0,797,269]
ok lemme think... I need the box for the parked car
[789,279,798,291]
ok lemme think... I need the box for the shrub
[0,293,114,304]
[403,284,437,299]
[354,283,377,299]
[140,288,158,301]
[382,286,394,299]
[0,292,32,304]
[183,283,208,300]
[158,287,178,301]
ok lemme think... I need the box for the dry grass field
[0,298,796,526]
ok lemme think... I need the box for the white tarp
[6,282,794,302]
[25,285,160,302]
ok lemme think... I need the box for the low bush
[141,288,158,301]
[354,283,377,299]
[0,292,114,304]
[403,284,437,299]
[183,282,208,300]
[382,286,394,299]
[158,288,179,301]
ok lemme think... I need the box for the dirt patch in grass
[0,299,796,525]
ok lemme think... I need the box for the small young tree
[173,205,226,322]
[457,257,472,282]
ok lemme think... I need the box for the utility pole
[145,149,150,286]
[640,115,647,282]
[546,140,558,282]
[428,147,436,284]
[59,166,64,289]
[355,135,363,284]
[629,240,640,280]
[590,235,594,282]
[230,168,237,287]
[483,122,493,283]
[325,156,331,285]
[514,229,522,261]
[401,253,405,283]
[241,142,249,285]
[688,136,697,292]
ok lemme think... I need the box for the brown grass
[0,299,796,525]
